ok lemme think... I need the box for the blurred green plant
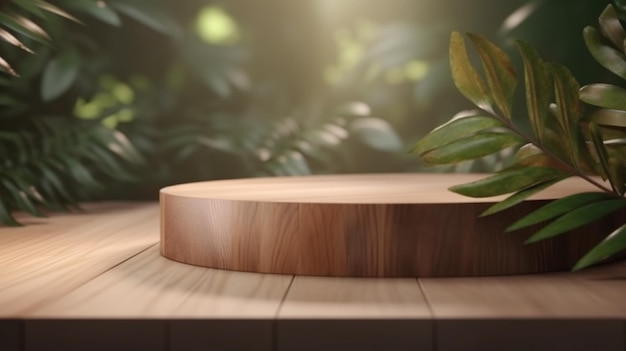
[412,3,626,270]
[0,0,405,225]
[0,0,173,225]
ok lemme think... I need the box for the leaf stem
[494,113,619,196]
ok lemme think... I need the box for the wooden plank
[419,262,626,318]
[27,247,292,351]
[421,263,626,350]
[0,203,159,316]
[279,276,429,318]
[28,246,292,318]
[277,276,432,351]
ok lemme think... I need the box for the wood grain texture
[161,174,625,277]
[419,262,626,318]
[28,246,293,318]
[279,276,429,318]
[4,201,626,350]
[277,276,432,351]
[421,263,626,350]
[0,202,159,316]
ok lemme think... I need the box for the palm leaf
[0,27,33,53]
[449,167,567,198]
[506,192,618,232]
[411,112,503,155]
[0,12,51,45]
[480,177,565,216]
[574,223,626,271]
[0,56,18,77]
[525,199,626,243]
[420,132,522,165]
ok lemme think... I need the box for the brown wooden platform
[1,202,626,351]
[160,173,624,277]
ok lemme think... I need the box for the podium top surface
[160,173,600,204]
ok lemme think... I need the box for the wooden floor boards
[1,202,625,351]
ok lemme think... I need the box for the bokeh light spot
[196,6,240,45]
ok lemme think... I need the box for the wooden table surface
[1,202,626,351]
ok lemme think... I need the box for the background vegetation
[0,0,613,225]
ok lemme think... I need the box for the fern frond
[0,119,143,225]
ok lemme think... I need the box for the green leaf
[450,166,567,198]
[609,158,626,195]
[516,40,552,143]
[525,199,626,243]
[0,198,21,227]
[41,49,80,101]
[574,223,626,271]
[2,179,43,218]
[468,33,517,119]
[589,122,613,181]
[421,132,522,165]
[0,27,33,53]
[39,165,74,202]
[94,128,145,165]
[64,158,103,190]
[0,56,18,77]
[514,143,562,169]
[411,113,503,155]
[598,5,626,51]
[58,0,121,26]
[507,192,617,231]
[336,102,370,117]
[480,177,565,216]
[109,0,178,36]
[350,117,403,152]
[0,94,23,106]
[0,12,51,45]
[275,150,311,175]
[34,0,82,23]
[584,26,626,80]
[591,109,626,128]
[304,129,341,147]
[449,32,493,113]
[580,84,626,110]
[88,145,137,182]
[12,0,45,17]
[549,63,588,170]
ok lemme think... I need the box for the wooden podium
[160,174,623,277]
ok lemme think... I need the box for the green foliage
[0,0,407,225]
[157,100,402,179]
[412,3,626,270]
[0,120,143,225]
[0,0,164,225]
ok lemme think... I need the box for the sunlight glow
[196,6,240,45]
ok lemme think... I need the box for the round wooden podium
[160,174,624,277]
